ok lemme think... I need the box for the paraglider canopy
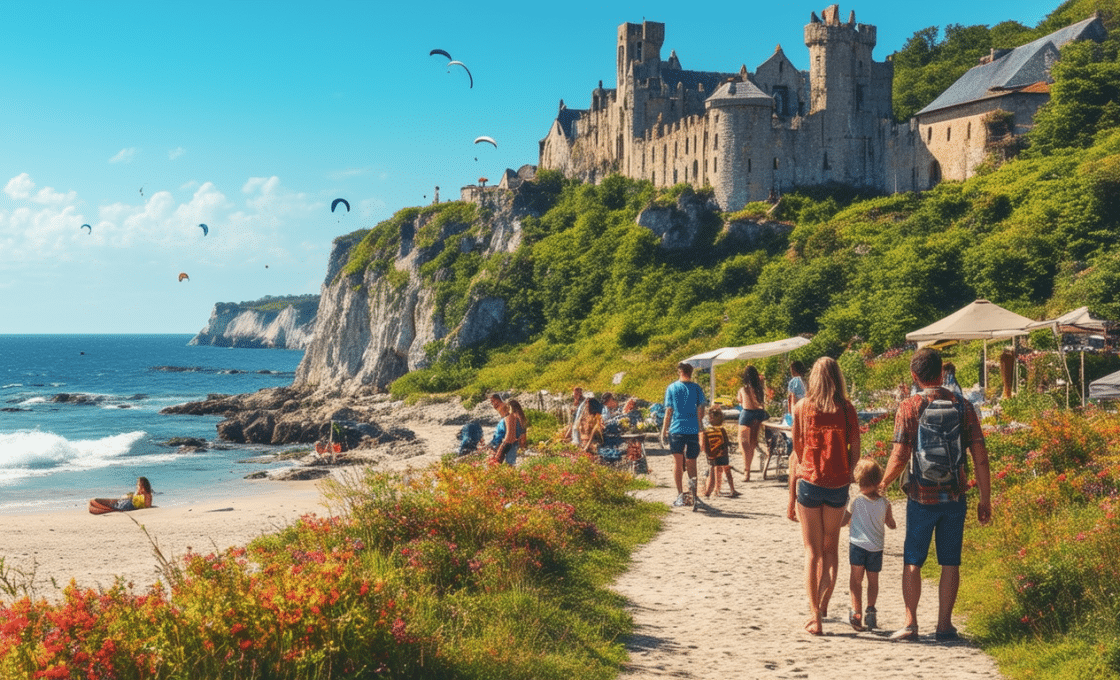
[178,272,190,282]
[80,224,91,234]
[198,223,208,236]
[447,61,473,88]
[478,177,489,186]
[331,198,350,213]
[429,48,452,60]
[474,136,497,148]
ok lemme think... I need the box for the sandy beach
[616,445,1004,679]
[0,415,1004,678]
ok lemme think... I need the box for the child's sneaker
[864,606,877,630]
[672,493,688,507]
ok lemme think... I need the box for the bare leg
[902,564,922,629]
[849,565,866,617]
[796,502,826,634]
[866,570,880,609]
[817,504,845,617]
[89,499,117,515]
[672,453,685,495]
[749,422,763,476]
[724,467,737,495]
[704,467,715,498]
[738,425,752,481]
[937,566,960,633]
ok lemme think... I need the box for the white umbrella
[682,336,811,402]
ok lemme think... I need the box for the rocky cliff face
[190,295,319,350]
[294,190,531,394]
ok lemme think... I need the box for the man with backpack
[880,348,991,642]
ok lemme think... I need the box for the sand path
[614,446,1005,679]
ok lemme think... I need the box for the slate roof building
[915,13,1106,183]
[537,5,1106,210]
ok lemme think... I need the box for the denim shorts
[797,479,849,508]
[668,433,700,459]
[497,443,518,466]
[849,544,884,572]
[738,408,768,427]
[903,496,966,567]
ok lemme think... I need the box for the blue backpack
[912,397,967,491]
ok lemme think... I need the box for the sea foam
[0,430,147,480]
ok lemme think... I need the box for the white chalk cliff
[190,296,319,350]
[294,188,530,394]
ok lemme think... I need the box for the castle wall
[917,93,1049,182]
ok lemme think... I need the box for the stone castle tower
[539,5,921,210]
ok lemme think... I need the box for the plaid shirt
[892,387,984,504]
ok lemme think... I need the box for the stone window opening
[927,127,933,142]
[773,157,779,170]
[693,160,698,180]
[673,169,678,183]
[947,126,951,141]
[823,152,829,170]
[713,156,718,172]
[967,122,972,139]
[714,133,719,149]
[748,158,752,173]
[685,137,689,153]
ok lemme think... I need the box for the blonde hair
[804,356,848,413]
[708,406,724,426]
[853,458,883,488]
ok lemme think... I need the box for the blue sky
[0,0,1060,333]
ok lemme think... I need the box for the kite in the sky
[198,223,208,236]
[474,136,497,148]
[80,224,91,234]
[178,272,190,282]
[447,60,473,88]
[331,198,350,213]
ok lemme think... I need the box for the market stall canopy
[682,336,811,400]
[1024,306,1109,333]
[1089,368,1120,400]
[906,300,1034,343]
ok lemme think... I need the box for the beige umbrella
[1026,307,1111,406]
[906,300,1034,394]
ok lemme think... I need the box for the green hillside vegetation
[243,294,320,314]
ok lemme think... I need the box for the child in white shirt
[843,458,896,631]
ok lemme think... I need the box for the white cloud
[4,173,35,199]
[3,173,76,205]
[109,147,137,163]
[168,147,185,160]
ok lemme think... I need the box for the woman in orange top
[787,357,860,635]
[89,476,153,515]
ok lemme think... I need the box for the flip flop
[889,625,919,641]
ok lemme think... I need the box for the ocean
[0,335,305,514]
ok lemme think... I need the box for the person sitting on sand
[89,476,153,515]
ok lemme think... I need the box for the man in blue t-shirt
[661,362,706,507]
